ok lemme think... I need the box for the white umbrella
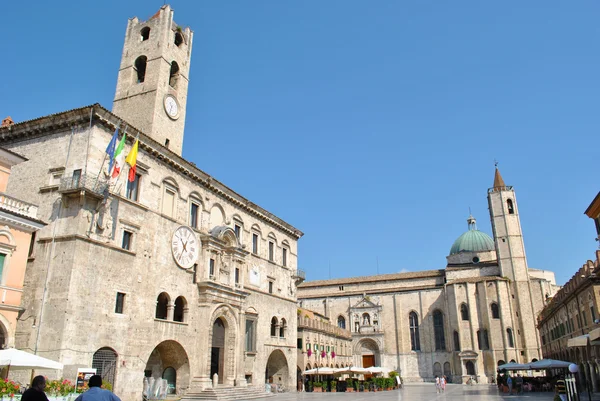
[303,367,335,375]
[0,348,63,376]
[530,359,572,370]
[368,367,390,376]
[349,366,370,374]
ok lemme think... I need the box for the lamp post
[569,363,581,401]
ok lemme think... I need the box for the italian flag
[125,139,139,182]
[111,133,127,178]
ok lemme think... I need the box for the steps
[180,385,276,401]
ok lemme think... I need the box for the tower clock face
[164,95,180,119]
[171,226,199,269]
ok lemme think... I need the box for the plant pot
[313,387,322,392]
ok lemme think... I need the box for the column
[236,311,248,387]
[589,361,599,393]
[166,301,175,321]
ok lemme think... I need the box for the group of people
[498,372,568,400]
[434,375,447,393]
[21,375,121,401]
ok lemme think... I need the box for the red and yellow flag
[125,139,139,182]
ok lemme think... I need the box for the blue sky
[1,1,598,285]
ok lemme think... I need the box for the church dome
[449,215,495,255]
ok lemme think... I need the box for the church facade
[0,6,303,401]
[297,171,558,384]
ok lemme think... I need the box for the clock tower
[112,5,193,156]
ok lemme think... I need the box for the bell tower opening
[112,5,193,156]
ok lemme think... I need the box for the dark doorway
[210,318,226,384]
[466,361,475,376]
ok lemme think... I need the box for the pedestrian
[435,376,440,393]
[507,375,513,395]
[22,376,49,401]
[516,374,523,395]
[555,375,567,401]
[74,375,121,401]
[440,375,446,392]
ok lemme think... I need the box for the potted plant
[346,379,354,392]
[313,382,322,392]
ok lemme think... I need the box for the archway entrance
[466,361,475,376]
[145,341,190,395]
[355,338,380,367]
[210,318,226,384]
[266,350,289,388]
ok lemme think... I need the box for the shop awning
[567,334,589,348]
[589,328,600,342]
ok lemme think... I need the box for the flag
[125,139,139,182]
[111,133,127,178]
[105,129,118,175]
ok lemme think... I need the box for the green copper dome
[449,215,495,255]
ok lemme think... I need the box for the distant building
[296,307,353,379]
[0,148,44,356]
[537,191,600,393]
[298,169,558,384]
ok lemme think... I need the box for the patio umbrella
[368,367,390,376]
[0,348,63,377]
[348,366,370,374]
[303,367,335,375]
[497,362,532,371]
[529,359,572,370]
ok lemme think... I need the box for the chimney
[1,117,14,127]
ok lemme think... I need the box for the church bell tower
[112,5,193,156]
[488,166,541,361]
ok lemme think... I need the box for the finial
[467,213,477,230]
[494,159,498,168]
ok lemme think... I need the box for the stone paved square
[272,384,560,401]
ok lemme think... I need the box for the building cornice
[0,104,303,239]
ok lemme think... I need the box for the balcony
[0,193,39,219]
[292,269,306,285]
[58,174,108,199]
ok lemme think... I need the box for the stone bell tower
[488,166,541,362]
[112,5,193,156]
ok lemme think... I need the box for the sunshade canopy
[497,362,532,371]
[530,359,572,369]
[0,348,63,370]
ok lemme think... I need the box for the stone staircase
[180,385,275,401]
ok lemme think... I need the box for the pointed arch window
[507,328,515,348]
[491,302,500,319]
[507,199,514,214]
[173,296,187,322]
[409,312,420,351]
[453,330,461,351]
[134,56,147,83]
[169,61,180,89]
[279,318,286,338]
[270,317,278,337]
[337,315,346,329]
[140,27,150,41]
[174,31,184,47]
[155,292,170,320]
[460,304,470,321]
[433,310,445,351]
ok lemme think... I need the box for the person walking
[74,375,120,401]
[440,375,446,392]
[435,376,440,393]
[507,375,513,395]
[22,376,49,401]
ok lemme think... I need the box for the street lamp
[569,363,582,401]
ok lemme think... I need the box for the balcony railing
[59,174,108,198]
[297,316,352,339]
[0,193,39,219]
[293,269,306,285]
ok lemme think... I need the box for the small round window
[472,257,480,263]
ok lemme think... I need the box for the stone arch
[173,296,187,322]
[156,292,170,320]
[209,226,238,248]
[209,204,226,229]
[354,338,380,367]
[208,304,238,385]
[92,347,118,388]
[0,229,16,247]
[433,362,442,377]
[266,349,289,388]
[443,361,452,377]
[144,340,190,395]
[0,313,13,348]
